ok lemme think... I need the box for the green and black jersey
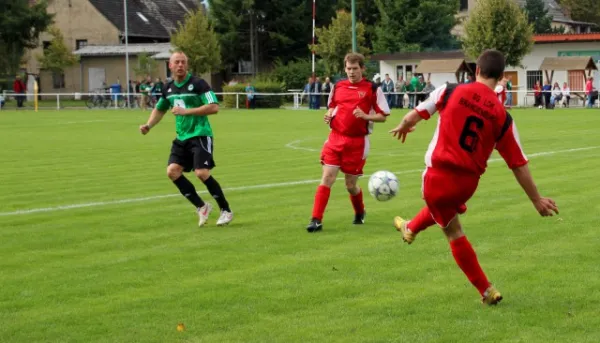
[156,73,219,141]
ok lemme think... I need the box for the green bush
[272,59,327,90]
[222,80,285,109]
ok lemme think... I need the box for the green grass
[1,107,599,343]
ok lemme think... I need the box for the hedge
[222,81,285,108]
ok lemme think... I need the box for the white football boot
[216,210,234,226]
[197,203,213,227]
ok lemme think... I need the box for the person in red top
[388,49,559,305]
[585,77,594,108]
[13,75,27,108]
[306,53,390,232]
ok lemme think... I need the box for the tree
[336,0,380,50]
[0,0,54,74]
[207,0,339,72]
[311,10,369,76]
[523,0,553,33]
[133,52,158,79]
[373,0,460,53]
[171,8,221,74]
[462,0,534,67]
[559,0,600,29]
[36,26,78,88]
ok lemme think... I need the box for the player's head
[344,52,366,83]
[475,49,505,83]
[169,51,189,79]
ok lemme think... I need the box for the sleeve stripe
[497,112,513,142]
[203,91,218,104]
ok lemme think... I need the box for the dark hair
[476,49,505,80]
[344,53,365,68]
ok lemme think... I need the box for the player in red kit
[306,53,390,232]
[388,50,559,305]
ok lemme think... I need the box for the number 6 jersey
[415,82,528,176]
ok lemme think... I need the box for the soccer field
[1,107,599,342]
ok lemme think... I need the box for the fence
[1,89,599,110]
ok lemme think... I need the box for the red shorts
[320,131,369,175]
[422,168,480,227]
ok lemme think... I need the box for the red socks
[311,185,331,221]
[407,206,436,233]
[349,189,365,215]
[450,236,490,295]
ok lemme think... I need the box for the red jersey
[327,78,390,137]
[415,82,528,176]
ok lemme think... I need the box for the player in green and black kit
[139,52,233,226]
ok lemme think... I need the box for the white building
[373,33,600,107]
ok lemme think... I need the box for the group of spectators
[532,78,597,109]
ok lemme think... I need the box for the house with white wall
[372,33,600,107]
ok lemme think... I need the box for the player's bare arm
[389,110,420,142]
[172,103,219,116]
[140,108,167,135]
[353,108,387,122]
[511,164,559,216]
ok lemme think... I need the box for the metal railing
[1,89,599,110]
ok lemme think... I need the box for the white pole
[124,0,130,109]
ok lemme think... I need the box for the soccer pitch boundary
[1,146,598,217]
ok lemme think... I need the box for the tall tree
[559,0,600,29]
[36,26,78,88]
[208,0,339,72]
[523,0,553,33]
[336,0,380,50]
[462,0,534,67]
[171,8,221,74]
[373,0,460,53]
[0,0,54,74]
[311,10,369,76]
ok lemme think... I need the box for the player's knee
[194,168,210,181]
[442,217,464,241]
[321,174,336,187]
[166,164,183,180]
[345,183,359,194]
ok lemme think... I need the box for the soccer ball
[368,171,399,202]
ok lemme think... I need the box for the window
[52,72,65,89]
[568,71,585,91]
[405,65,413,81]
[76,39,88,50]
[234,60,253,74]
[396,65,404,81]
[136,12,149,23]
[460,0,468,11]
[526,70,543,90]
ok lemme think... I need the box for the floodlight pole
[351,0,357,52]
[124,0,130,108]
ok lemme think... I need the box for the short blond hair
[344,52,365,68]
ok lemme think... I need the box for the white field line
[63,120,108,124]
[285,139,319,152]
[0,146,598,217]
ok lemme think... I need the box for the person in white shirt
[550,82,562,108]
[561,82,571,108]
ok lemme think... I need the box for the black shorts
[168,136,215,172]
